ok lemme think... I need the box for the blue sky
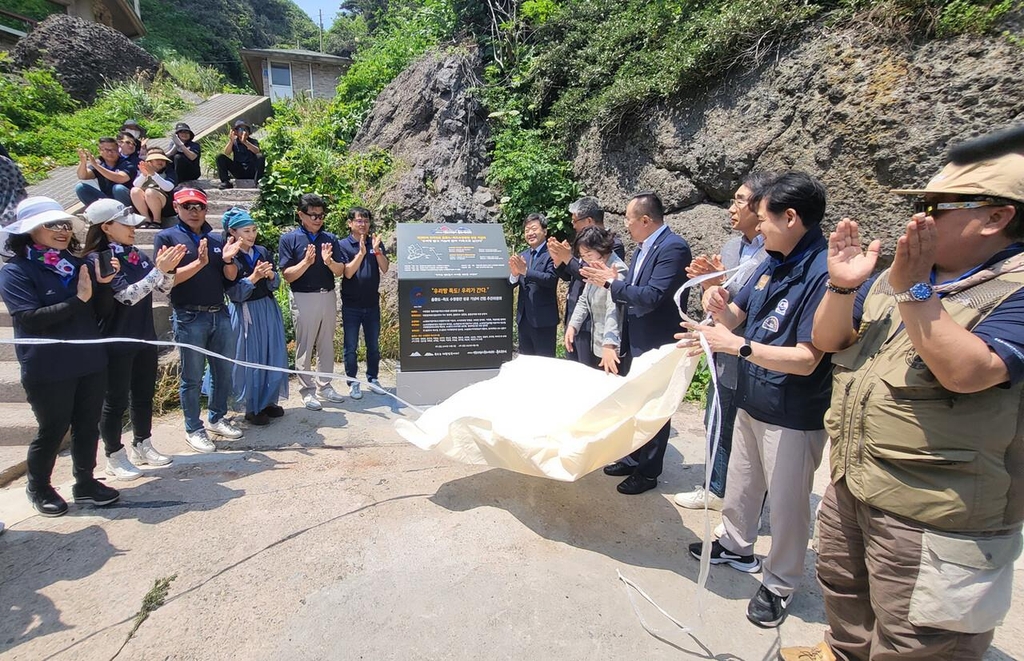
[293,1,341,27]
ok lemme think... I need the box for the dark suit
[513,243,559,357]
[555,234,625,367]
[608,225,691,478]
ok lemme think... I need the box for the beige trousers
[719,408,827,598]
[292,290,337,396]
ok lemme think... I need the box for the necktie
[529,248,537,270]
[631,242,644,285]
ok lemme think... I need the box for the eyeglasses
[43,221,73,232]
[912,199,1001,216]
[181,202,207,211]
[730,198,750,208]
[350,218,369,225]
[303,212,326,220]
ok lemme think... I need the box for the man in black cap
[215,119,264,189]
[167,122,202,183]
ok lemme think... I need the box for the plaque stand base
[397,368,501,407]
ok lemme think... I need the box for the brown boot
[778,642,836,661]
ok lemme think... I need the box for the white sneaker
[129,438,172,466]
[319,386,345,403]
[674,486,724,511]
[185,429,216,453]
[105,448,143,481]
[714,522,726,538]
[367,378,386,395]
[302,393,322,411]
[349,382,363,400]
[205,418,243,439]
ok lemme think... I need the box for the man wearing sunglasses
[279,193,347,410]
[153,186,243,453]
[785,153,1024,661]
[75,137,136,208]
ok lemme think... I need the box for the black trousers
[215,154,265,183]
[629,422,671,479]
[174,153,202,184]
[100,345,158,456]
[518,322,557,357]
[24,370,107,490]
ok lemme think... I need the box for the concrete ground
[1,369,1022,661]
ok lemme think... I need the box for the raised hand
[221,236,243,262]
[509,254,527,277]
[371,234,382,253]
[138,160,153,177]
[156,244,187,273]
[76,265,93,302]
[302,243,317,266]
[828,218,882,288]
[320,241,334,264]
[197,238,209,266]
[547,237,571,266]
[889,214,937,293]
[94,255,119,285]
[358,237,367,257]
[249,260,274,283]
[580,262,616,288]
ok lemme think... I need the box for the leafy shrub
[161,57,242,96]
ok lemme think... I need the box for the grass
[111,574,177,660]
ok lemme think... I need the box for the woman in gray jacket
[564,226,627,373]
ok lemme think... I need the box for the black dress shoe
[603,461,634,477]
[617,473,658,495]
[72,479,120,506]
[27,486,68,517]
[245,411,271,426]
[261,404,285,418]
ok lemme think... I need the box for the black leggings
[24,370,107,490]
[100,345,158,456]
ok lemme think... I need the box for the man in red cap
[154,185,243,453]
[785,153,1024,660]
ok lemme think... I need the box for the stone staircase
[0,180,260,487]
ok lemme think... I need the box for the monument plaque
[396,223,513,403]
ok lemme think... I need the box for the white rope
[618,267,738,637]
[0,335,425,413]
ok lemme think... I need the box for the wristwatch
[738,339,752,359]
[603,279,613,289]
[893,282,934,303]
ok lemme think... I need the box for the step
[0,402,39,447]
[0,361,24,403]
[0,326,14,361]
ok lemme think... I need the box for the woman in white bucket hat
[0,197,121,516]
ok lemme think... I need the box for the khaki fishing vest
[826,269,1024,532]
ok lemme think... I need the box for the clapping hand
[197,238,209,266]
[76,266,93,302]
[828,218,882,289]
[509,254,527,277]
[249,260,274,283]
[302,243,316,266]
[371,234,382,254]
[580,261,617,287]
[547,237,572,267]
[321,241,334,264]
[686,254,726,288]
[155,244,187,273]
[888,214,936,293]
[222,236,243,262]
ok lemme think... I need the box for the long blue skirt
[228,296,289,414]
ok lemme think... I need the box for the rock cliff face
[351,47,497,224]
[13,15,160,104]
[571,28,1024,263]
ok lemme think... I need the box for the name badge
[755,274,770,290]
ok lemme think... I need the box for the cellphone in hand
[98,249,115,278]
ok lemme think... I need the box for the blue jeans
[75,182,131,208]
[704,382,738,498]
[342,305,380,380]
[173,308,235,433]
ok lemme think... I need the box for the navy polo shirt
[89,247,159,341]
[732,226,832,430]
[337,234,381,309]
[92,156,136,196]
[0,255,106,384]
[233,137,260,168]
[182,140,201,158]
[852,243,1024,387]
[278,227,342,293]
[153,220,231,308]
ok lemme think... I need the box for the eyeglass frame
[912,197,1002,217]
[43,220,74,232]
[179,202,207,212]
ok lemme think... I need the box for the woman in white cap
[82,199,187,479]
[221,207,288,425]
[0,196,120,516]
[130,148,177,229]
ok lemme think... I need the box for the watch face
[909,282,933,301]
[739,343,752,357]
